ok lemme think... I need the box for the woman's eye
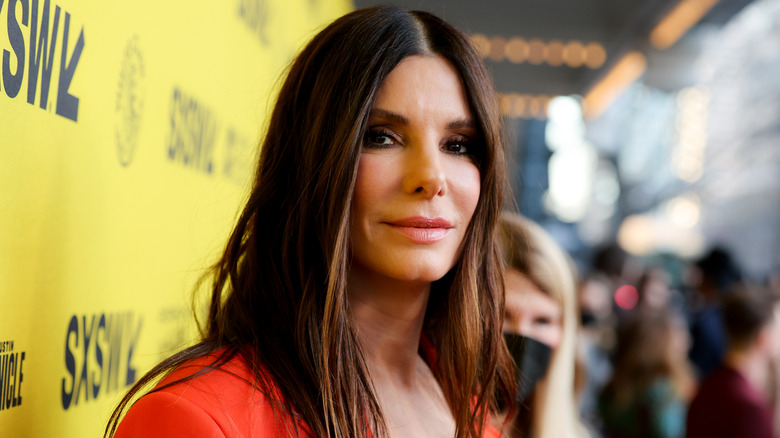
[446,143,467,154]
[533,316,553,326]
[363,130,396,148]
[444,138,473,155]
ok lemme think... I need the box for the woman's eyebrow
[447,118,476,130]
[370,109,476,131]
[368,108,409,125]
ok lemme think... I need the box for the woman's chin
[350,259,455,286]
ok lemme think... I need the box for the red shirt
[686,365,774,438]
[116,343,501,437]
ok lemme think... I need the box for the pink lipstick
[386,216,452,243]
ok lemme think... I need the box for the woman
[495,213,590,437]
[599,309,695,438]
[106,6,515,438]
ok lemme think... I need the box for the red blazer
[115,343,502,437]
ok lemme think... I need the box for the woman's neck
[348,267,431,384]
[347,267,457,438]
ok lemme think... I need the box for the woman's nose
[402,142,447,198]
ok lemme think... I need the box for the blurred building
[588,0,780,280]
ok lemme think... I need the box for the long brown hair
[106,6,515,438]
[603,309,695,406]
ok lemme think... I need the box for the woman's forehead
[505,269,560,314]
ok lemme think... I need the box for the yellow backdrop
[0,0,352,435]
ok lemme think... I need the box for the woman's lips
[385,217,452,243]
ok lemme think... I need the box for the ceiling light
[650,0,719,49]
[585,43,607,69]
[584,51,647,119]
[505,37,528,63]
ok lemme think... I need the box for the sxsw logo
[0,0,85,122]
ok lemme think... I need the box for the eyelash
[362,127,477,156]
[444,138,472,155]
[363,128,397,149]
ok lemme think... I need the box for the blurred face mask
[580,309,598,327]
[504,333,553,404]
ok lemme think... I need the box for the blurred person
[577,272,618,434]
[687,246,743,379]
[686,284,780,438]
[106,6,517,438]
[591,243,639,288]
[636,267,674,312]
[494,213,590,438]
[580,272,616,330]
[585,243,642,363]
[598,256,693,437]
[618,265,689,340]
[599,309,696,438]
[767,269,780,437]
[613,266,676,337]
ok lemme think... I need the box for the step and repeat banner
[0,0,352,435]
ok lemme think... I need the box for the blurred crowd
[576,243,780,438]
[497,212,780,438]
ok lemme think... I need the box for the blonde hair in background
[497,212,590,438]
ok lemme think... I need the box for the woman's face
[349,54,481,284]
[503,268,563,350]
